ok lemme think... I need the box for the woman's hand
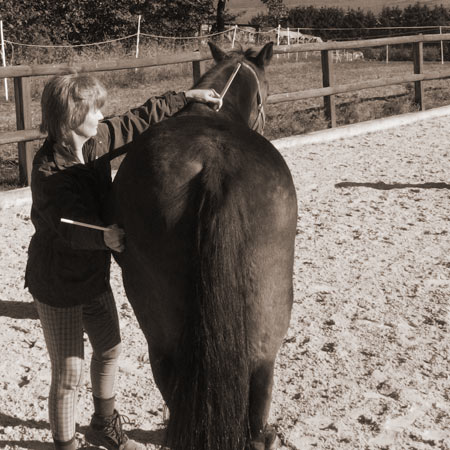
[185,89,222,109]
[103,224,125,253]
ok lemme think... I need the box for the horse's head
[194,41,274,134]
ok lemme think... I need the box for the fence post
[0,20,8,101]
[321,49,336,128]
[14,77,33,185]
[192,60,203,84]
[276,24,280,59]
[135,15,141,58]
[287,27,290,60]
[413,40,425,111]
[192,24,206,84]
[231,24,237,48]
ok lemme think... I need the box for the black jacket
[25,91,187,307]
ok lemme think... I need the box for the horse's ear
[208,42,227,62]
[255,42,274,68]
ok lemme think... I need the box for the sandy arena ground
[1,115,449,449]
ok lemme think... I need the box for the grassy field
[1,50,450,190]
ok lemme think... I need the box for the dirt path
[1,116,449,449]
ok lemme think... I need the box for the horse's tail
[166,166,251,450]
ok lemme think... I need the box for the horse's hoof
[248,428,280,450]
[265,429,280,450]
[248,441,265,450]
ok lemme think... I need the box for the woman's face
[74,107,104,139]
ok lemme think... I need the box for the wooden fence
[2,33,450,185]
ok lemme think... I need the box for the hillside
[228,0,450,22]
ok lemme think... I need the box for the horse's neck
[185,68,255,124]
[178,102,214,117]
[226,86,253,124]
[177,100,247,128]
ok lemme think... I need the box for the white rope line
[249,28,278,35]
[140,28,234,40]
[4,34,138,48]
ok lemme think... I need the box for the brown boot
[84,409,144,450]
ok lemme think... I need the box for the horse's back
[115,114,296,220]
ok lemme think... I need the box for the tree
[1,0,56,44]
[363,10,379,39]
[342,8,368,40]
[211,0,238,33]
[378,6,403,36]
[216,0,227,32]
[1,0,217,46]
[314,7,344,40]
[138,0,215,37]
[260,0,289,26]
[53,0,135,44]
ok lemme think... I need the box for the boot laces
[102,411,132,444]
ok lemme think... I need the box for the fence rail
[2,33,450,185]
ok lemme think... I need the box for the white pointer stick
[61,218,110,232]
[215,62,242,111]
[219,62,242,98]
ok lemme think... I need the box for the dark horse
[110,42,297,450]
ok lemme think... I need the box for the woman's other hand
[103,224,125,252]
[185,89,222,109]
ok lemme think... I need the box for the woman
[25,74,221,450]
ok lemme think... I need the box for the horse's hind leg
[248,360,280,450]
[148,346,175,410]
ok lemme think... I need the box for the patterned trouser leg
[83,290,122,399]
[35,291,122,442]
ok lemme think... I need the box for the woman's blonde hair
[40,74,107,143]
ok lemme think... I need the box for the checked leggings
[34,290,122,442]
